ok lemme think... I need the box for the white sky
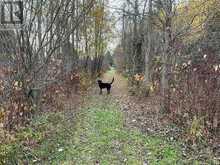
[107,0,124,52]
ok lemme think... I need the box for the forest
[0,0,219,164]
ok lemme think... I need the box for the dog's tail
[110,77,114,84]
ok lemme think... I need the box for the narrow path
[59,69,180,164]
[67,95,180,165]
[101,69,128,96]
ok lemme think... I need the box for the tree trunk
[161,1,173,113]
[144,0,152,85]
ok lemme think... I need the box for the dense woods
[115,0,220,137]
[0,0,219,164]
[0,0,112,130]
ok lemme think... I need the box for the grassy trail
[2,70,182,165]
[65,95,181,165]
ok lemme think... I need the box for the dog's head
[97,80,102,84]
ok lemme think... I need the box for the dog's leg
[107,88,110,94]
[99,88,102,95]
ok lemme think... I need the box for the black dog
[97,77,114,94]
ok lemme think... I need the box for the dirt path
[101,69,128,96]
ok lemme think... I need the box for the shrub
[169,52,220,139]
